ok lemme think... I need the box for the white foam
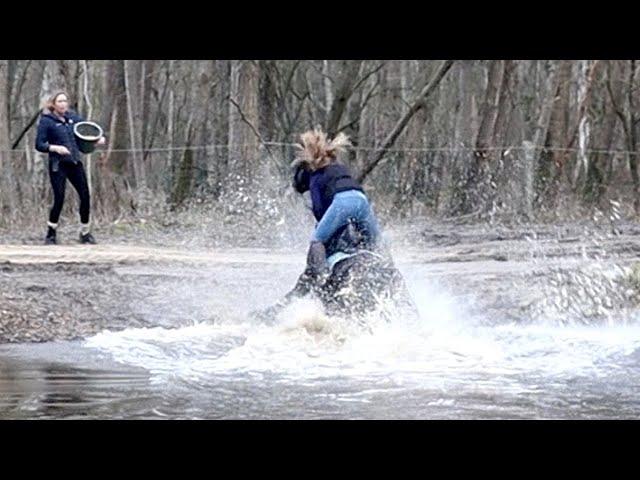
[83,270,640,392]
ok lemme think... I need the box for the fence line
[2,143,639,156]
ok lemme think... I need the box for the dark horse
[253,220,418,326]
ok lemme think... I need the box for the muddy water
[1,225,640,419]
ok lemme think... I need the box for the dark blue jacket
[309,163,363,221]
[35,110,85,169]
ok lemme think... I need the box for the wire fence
[2,142,640,156]
[0,142,636,230]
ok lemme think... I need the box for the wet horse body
[256,221,417,324]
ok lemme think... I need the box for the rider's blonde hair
[293,127,351,171]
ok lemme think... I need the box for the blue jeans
[312,190,380,245]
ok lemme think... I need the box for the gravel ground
[1,219,640,343]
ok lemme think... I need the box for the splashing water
[76,257,640,420]
[4,221,640,418]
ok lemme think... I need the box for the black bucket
[73,121,103,154]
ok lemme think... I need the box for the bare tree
[535,60,572,209]
[325,60,364,137]
[0,60,14,221]
[456,60,503,215]
[607,60,640,215]
[585,61,620,205]
[4,59,640,230]
[357,60,454,183]
[228,60,260,184]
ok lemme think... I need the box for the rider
[252,131,402,322]
[291,127,382,282]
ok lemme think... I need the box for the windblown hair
[42,90,69,113]
[292,127,351,171]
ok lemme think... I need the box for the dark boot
[79,232,97,244]
[44,227,57,245]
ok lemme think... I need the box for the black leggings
[48,161,90,224]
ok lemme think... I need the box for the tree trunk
[535,60,572,210]
[211,60,230,198]
[626,60,639,216]
[228,60,260,185]
[170,122,195,209]
[457,60,503,215]
[124,59,143,188]
[322,60,332,124]
[584,68,617,206]
[325,60,364,137]
[141,60,155,155]
[103,60,130,176]
[0,60,14,221]
[258,60,277,143]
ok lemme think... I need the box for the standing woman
[35,91,105,244]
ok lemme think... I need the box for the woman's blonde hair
[42,90,69,113]
[293,127,351,171]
